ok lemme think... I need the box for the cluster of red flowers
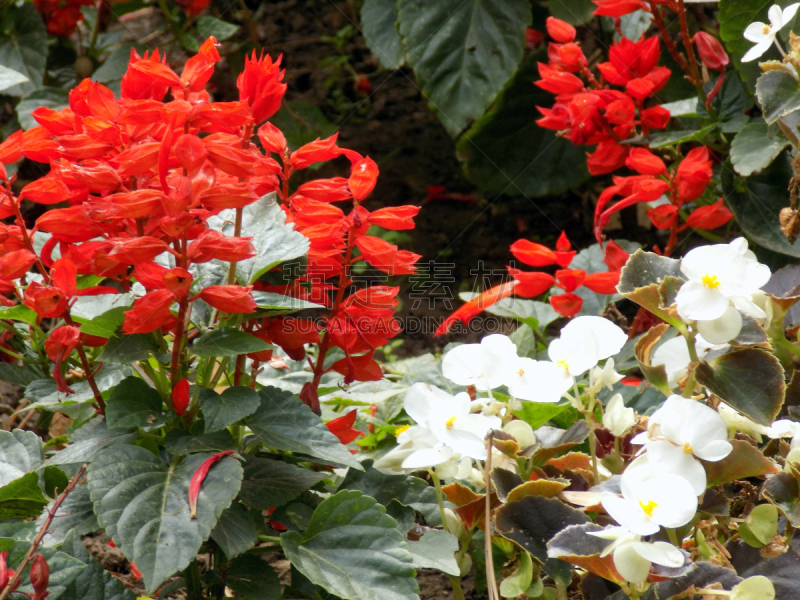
[32,0,95,36]
[595,146,731,254]
[0,37,419,414]
[535,18,672,177]
[436,232,629,334]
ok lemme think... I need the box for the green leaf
[0,363,44,387]
[196,15,239,41]
[47,418,137,466]
[76,307,129,338]
[739,504,779,547]
[361,0,404,69]
[0,472,47,519]
[722,155,800,258]
[105,377,163,429]
[251,291,324,312]
[190,328,271,357]
[16,87,70,130]
[695,348,785,426]
[397,0,531,137]
[512,402,568,431]
[762,471,800,527]
[549,0,596,25]
[702,440,780,487]
[87,445,243,594]
[3,538,87,600]
[0,304,38,325]
[23,365,133,417]
[225,554,282,600]
[631,123,719,148]
[0,429,42,486]
[209,194,309,285]
[59,529,137,600]
[495,496,589,563]
[339,461,441,525]
[239,455,327,510]
[0,65,28,92]
[245,386,363,470]
[456,52,588,197]
[98,333,159,363]
[268,100,337,152]
[163,429,236,455]
[756,70,800,125]
[281,490,418,600]
[0,4,47,96]
[92,42,149,83]
[719,0,770,80]
[39,482,98,547]
[200,386,261,433]
[499,549,534,598]
[407,530,460,576]
[731,118,791,176]
[210,502,262,559]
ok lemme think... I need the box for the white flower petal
[613,543,653,584]
[769,4,784,28]
[637,473,698,528]
[743,21,770,42]
[783,2,800,27]
[646,441,708,495]
[601,492,659,536]
[695,439,733,462]
[630,541,685,568]
[675,281,730,321]
[515,360,573,403]
[404,382,436,424]
[697,305,743,344]
[742,37,776,61]
[401,445,454,469]
[604,393,635,437]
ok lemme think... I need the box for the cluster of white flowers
[743,3,799,62]
[675,238,771,344]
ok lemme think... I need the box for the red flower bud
[349,157,378,202]
[189,451,235,518]
[173,378,190,416]
[546,17,576,43]
[30,554,49,600]
[692,32,729,70]
[195,285,257,314]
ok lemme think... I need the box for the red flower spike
[584,271,621,294]
[30,554,49,600]
[173,378,190,416]
[676,146,713,203]
[189,451,235,518]
[546,17,576,43]
[181,37,220,91]
[555,231,571,252]
[555,269,586,292]
[45,325,81,394]
[129,60,182,89]
[122,290,175,335]
[237,51,287,124]
[290,134,341,170]
[19,177,70,205]
[535,63,584,94]
[549,292,583,317]
[508,267,555,297]
[188,230,256,263]
[641,106,671,130]
[174,134,208,173]
[0,249,37,281]
[593,0,647,17]
[196,285,257,314]
[435,281,517,335]
[163,268,193,297]
[356,236,397,269]
[685,198,733,230]
[693,32,729,70]
[509,239,557,267]
[586,141,629,176]
[0,130,23,164]
[349,157,379,202]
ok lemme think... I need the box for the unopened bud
[30,554,49,600]
[692,32,729,70]
[546,17,576,44]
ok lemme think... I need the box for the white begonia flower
[767,419,800,442]
[587,526,685,585]
[515,316,628,403]
[742,3,800,62]
[718,404,771,442]
[632,395,732,495]
[589,357,624,393]
[503,419,537,448]
[601,459,698,536]
[442,334,518,391]
[404,382,501,460]
[373,425,454,474]
[696,306,743,345]
[603,393,635,437]
[651,334,727,388]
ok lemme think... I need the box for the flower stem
[429,468,466,600]
[667,527,681,546]
[576,382,600,485]
[683,329,699,397]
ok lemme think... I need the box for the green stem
[667,528,680,546]
[575,382,600,485]
[183,559,203,600]
[429,469,466,600]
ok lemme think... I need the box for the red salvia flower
[325,409,366,444]
[189,451,235,518]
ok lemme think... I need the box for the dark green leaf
[0,471,47,519]
[0,363,44,387]
[16,87,70,130]
[3,538,87,600]
[722,155,800,258]
[76,307,129,339]
[200,386,261,433]
[0,4,47,96]
[0,65,28,92]
[457,53,588,197]
[245,386,362,470]
[762,471,800,527]
[719,0,770,80]
[59,529,136,600]
[281,490,418,600]
[495,495,589,563]
[209,194,309,285]
[617,250,685,328]
[731,118,791,176]
[239,455,327,510]
[407,530,460,576]
[361,0,404,69]
[0,429,42,485]
[47,418,137,466]
[702,439,780,486]
[549,0,596,24]
[630,124,718,148]
[87,445,243,594]
[210,502,262,559]
[730,544,800,600]
[98,333,159,364]
[24,365,132,417]
[756,70,800,125]
[39,482,98,547]
[226,554,282,600]
[105,377,163,429]
[92,42,149,83]
[190,328,271,357]
[196,15,239,41]
[695,347,785,426]
[163,429,236,455]
[633,562,741,600]
[398,0,531,137]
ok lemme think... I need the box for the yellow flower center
[683,442,694,455]
[639,499,658,518]
[445,416,458,430]
[557,359,570,375]
[701,274,721,289]
[395,425,410,437]
[517,368,525,376]
[763,24,772,34]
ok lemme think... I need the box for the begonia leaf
[634,323,672,395]
[618,250,685,328]
[702,440,779,487]
[407,530,460,576]
[0,3,47,96]
[225,554,282,600]
[547,523,622,583]
[499,549,534,598]
[0,429,42,486]
[361,0,405,69]
[762,471,800,527]
[46,418,137,466]
[756,70,800,125]
[190,327,271,357]
[731,118,791,176]
[105,376,163,430]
